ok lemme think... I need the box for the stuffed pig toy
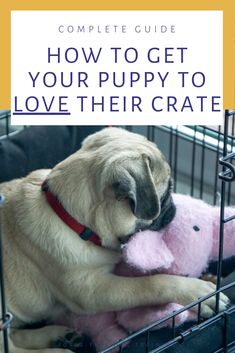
[61,193,235,352]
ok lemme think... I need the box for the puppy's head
[49,128,175,249]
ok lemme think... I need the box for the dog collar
[41,180,102,247]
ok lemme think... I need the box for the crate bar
[190,126,197,196]
[199,126,206,199]
[214,126,221,205]
[145,330,150,353]
[220,151,235,161]
[118,344,123,353]
[169,126,173,169]
[216,111,229,313]
[147,126,151,141]
[173,127,178,193]
[227,116,235,205]
[171,315,176,339]
[5,112,9,136]
[220,168,235,179]
[197,302,202,324]
[223,214,235,223]
[0,195,9,353]
[223,312,228,353]
[226,110,235,116]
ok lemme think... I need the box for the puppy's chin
[118,219,152,246]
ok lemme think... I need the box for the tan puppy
[0,127,229,353]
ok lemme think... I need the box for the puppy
[0,127,229,352]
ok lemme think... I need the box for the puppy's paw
[178,278,230,318]
[53,332,96,353]
[201,273,219,285]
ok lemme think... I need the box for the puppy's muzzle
[149,195,176,231]
[119,195,176,245]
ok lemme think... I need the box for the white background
[11,11,223,125]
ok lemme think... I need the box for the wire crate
[0,110,235,353]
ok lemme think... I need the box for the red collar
[41,180,102,247]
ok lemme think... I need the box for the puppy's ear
[113,163,160,220]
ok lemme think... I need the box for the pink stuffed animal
[62,194,235,351]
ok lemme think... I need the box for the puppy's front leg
[52,270,229,318]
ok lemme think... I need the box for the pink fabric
[59,194,235,352]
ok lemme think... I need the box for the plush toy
[60,194,235,352]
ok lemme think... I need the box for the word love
[14,96,69,113]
